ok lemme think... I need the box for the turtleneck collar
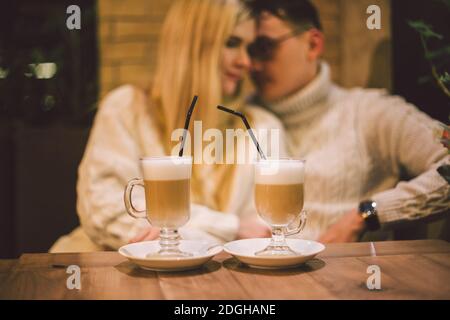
[260,61,332,127]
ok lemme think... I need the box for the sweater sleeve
[364,93,450,227]
[77,86,151,249]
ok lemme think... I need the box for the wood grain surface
[1,240,449,300]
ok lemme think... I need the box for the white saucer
[224,238,325,269]
[118,240,222,272]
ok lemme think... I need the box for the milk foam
[141,157,192,181]
[255,160,305,185]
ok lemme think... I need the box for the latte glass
[124,156,192,257]
[254,158,307,256]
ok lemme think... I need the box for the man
[246,0,450,242]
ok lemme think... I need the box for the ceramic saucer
[119,240,222,271]
[224,238,325,269]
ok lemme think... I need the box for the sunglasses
[247,29,308,61]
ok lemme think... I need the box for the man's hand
[318,209,365,243]
[129,226,160,243]
[237,215,272,239]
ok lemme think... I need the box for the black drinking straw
[217,105,267,160]
[179,95,198,157]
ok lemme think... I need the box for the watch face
[359,200,375,213]
[359,200,380,231]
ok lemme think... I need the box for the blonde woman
[50,0,286,252]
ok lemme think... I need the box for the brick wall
[98,0,173,98]
[337,0,391,89]
[313,0,342,83]
[313,0,392,89]
[97,0,391,98]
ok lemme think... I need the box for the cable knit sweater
[252,61,450,240]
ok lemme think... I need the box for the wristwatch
[358,200,381,231]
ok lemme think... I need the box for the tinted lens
[247,37,276,61]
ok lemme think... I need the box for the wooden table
[1,240,450,300]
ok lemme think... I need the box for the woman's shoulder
[91,85,163,141]
[98,84,150,117]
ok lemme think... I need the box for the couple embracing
[51,0,450,253]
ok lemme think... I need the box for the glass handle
[285,210,308,236]
[124,178,146,219]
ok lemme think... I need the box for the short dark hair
[245,0,322,31]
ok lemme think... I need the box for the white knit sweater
[251,61,450,240]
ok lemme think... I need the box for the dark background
[392,0,450,123]
[0,0,98,258]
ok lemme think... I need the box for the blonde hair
[150,0,251,211]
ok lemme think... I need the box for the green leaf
[439,72,450,84]
[408,20,444,39]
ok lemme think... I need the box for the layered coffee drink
[124,156,193,257]
[255,159,305,227]
[254,158,307,256]
[255,183,304,226]
[141,157,191,228]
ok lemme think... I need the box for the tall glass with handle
[124,156,192,257]
[254,158,308,256]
